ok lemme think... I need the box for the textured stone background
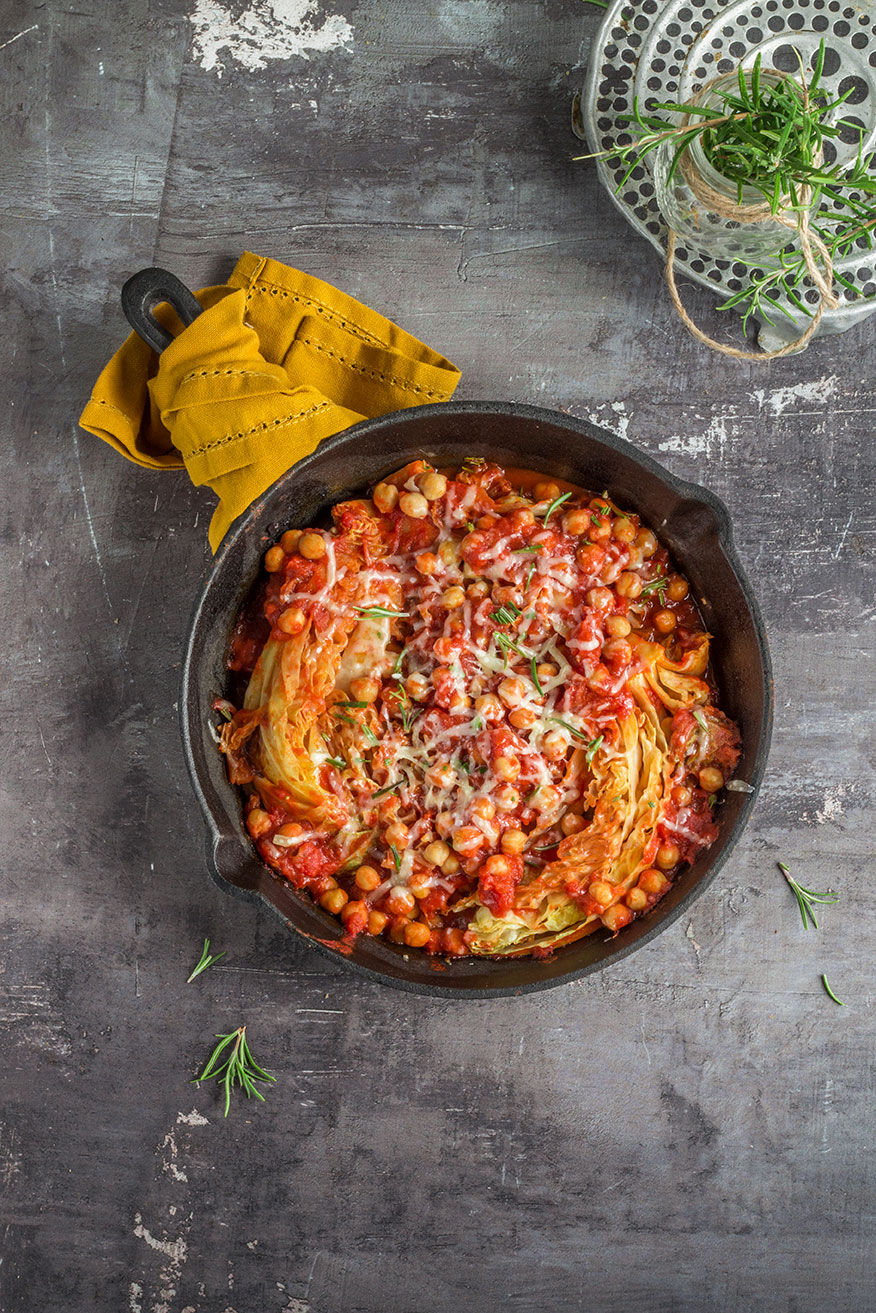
[2,0,875,1309]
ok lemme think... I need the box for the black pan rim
[180,399,774,999]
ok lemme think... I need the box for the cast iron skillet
[179,402,773,997]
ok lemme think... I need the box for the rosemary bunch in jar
[581,42,876,329]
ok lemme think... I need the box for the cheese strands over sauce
[217,460,742,959]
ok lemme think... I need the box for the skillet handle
[121,266,203,354]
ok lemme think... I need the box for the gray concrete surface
[2,0,874,1309]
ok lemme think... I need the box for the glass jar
[652,72,808,265]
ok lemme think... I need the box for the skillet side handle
[121,266,203,354]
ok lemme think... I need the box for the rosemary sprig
[539,491,573,524]
[693,710,708,733]
[530,656,544,695]
[585,735,604,768]
[390,843,402,872]
[193,1026,276,1117]
[578,42,876,327]
[186,938,226,983]
[550,716,591,741]
[495,631,533,663]
[492,603,521,625]
[356,605,408,618]
[821,974,845,1006]
[640,573,667,601]
[325,756,347,769]
[777,861,839,930]
[526,562,538,590]
[373,780,402,798]
[392,645,408,677]
[513,544,543,553]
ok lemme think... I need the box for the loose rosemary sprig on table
[186,937,226,983]
[579,43,876,328]
[821,974,845,1007]
[777,861,839,931]
[193,1026,276,1117]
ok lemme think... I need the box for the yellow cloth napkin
[80,252,461,549]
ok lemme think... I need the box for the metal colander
[579,0,876,345]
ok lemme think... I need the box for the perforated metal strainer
[579,0,876,346]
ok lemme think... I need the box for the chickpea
[497,677,527,709]
[639,868,669,895]
[532,784,562,814]
[615,571,643,600]
[467,580,490,600]
[654,609,677,634]
[672,784,693,807]
[404,920,432,948]
[419,470,447,501]
[277,822,304,838]
[588,881,614,907]
[656,842,681,871]
[404,672,430,701]
[561,812,587,836]
[341,898,368,925]
[471,797,496,823]
[562,507,593,536]
[386,886,417,916]
[477,514,498,530]
[587,586,614,614]
[319,887,348,915]
[509,707,536,730]
[699,766,725,793]
[424,840,450,866]
[635,528,658,558]
[475,694,505,724]
[264,544,286,573]
[449,691,471,712]
[536,663,559,682]
[495,785,520,812]
[280,529,302,553]
[605,615,632,639]
[501,829,527,855]
[543,730,568,762]
[576,543,607,574]
[350,676,380,703]
[452,826,486,855]
[534,480,560,501]
[438,539,458,566]
[428,762,456,789]
[612,517,637,544]
[277,607,307,635]
[587,664,612,692]
[626,887,649,912]
[367,910,389,935]
[589,516,613,543]
[441,854,461,876]
[384,821,411,850]
[247,808,272,838]
[298,532,327,560]
[415,551,439,575]
[443,927,467,955]
[488,759,517,789]
[667,574,689,602]
[373,481,399,514]
[389,916,410,944]
[433,637,457,663]
[440,586,466,609]
[602,904,633,931]
[481,853,513,880]
[399,491,429,519]
[355,865,382,892]
[435,812,454,838]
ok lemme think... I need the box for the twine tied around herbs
[664,75,840,360]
